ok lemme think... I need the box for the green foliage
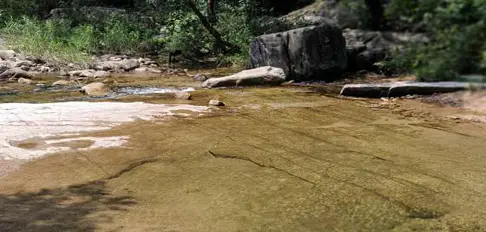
[99,15,144,55]
[385,0,486,81]
[1,17,93,67]
[0,0,315,66]
[161,10,212,56]
[338,0,371,29]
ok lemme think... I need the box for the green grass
[1,17,94,68]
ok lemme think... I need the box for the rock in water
[80,82,110,97]
[209,99,225,106]
[193,74,208,82]
[202,66,286,88]
[388,82,479,97]
[17,78,33,85]
[174,91,192,100]
[52,80,71,86]
[340,83,396,98]
[250,23,347,81]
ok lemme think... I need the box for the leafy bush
[338,0,372,29]
[99,15,144,55]
[385,0,486,81]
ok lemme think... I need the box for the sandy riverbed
[1,74,486,231]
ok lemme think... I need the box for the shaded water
[1,73,486,231]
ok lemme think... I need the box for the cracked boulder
[343,29,429,71]
[250,23,347,81]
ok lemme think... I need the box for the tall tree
[184,0,236,53]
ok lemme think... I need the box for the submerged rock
[202,66,286,88]
[250,23,347,81]
[340,82,486,98]
[80,82,110,96]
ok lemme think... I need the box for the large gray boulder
[202,66,286,88]
[279,0,370,30]
[250,23,347,81]
[343,29,429,71]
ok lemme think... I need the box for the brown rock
[209,99,225,106]
[174,91,192,100]
[80,82,110,97]
[18,77,33,85]
[0,68,33,80]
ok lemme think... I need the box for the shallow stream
[1,72,486,231]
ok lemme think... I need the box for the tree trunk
[364,0,384,30]
[184,0,237,53]
[207,0,216,23]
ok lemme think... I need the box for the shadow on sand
[0,180,135,232]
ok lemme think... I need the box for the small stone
[148,68,162,74]
[52,80,70,86]
[145,60,156,65]
[40,66,50,73]
[120,59,140,71]
[134,67,148,73]
[0,50,16,60]
[80,82,110,96]
[174,91,192,100]
[93,70,109,78]
[193,74,208,82]
[18,77,33,85]
[109,56,123,61]
[102,78,115,84]
[68,70,84,77]
[60,70,69,76]
[79,70,95,78]
[19,65,30,71]
[14,60,34,68]
[209,99,225,106]
[0,68,32,80]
